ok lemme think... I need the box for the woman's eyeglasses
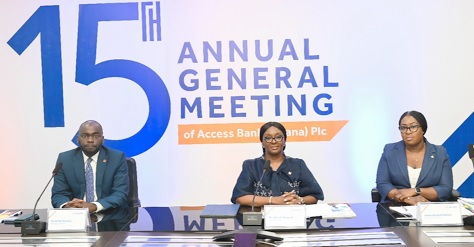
[263,135,284,143]
[398,125,420,133]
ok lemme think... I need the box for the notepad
[305,203,357,219]
[200,204,240,218]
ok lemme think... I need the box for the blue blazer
[51,146,129,210]
[376,139,453,202]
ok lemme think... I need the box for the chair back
[371,188,381,202]
[469,144,474,164]
[127,158,141,207]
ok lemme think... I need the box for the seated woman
[231,121,324,206]
[376,111,453,205]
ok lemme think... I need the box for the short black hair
[259,121,287,154]
[79,120,103,135]
[399,110,427,134]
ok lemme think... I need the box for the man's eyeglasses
[79,133,102,140]
[263,135,284,143]
[398,125,420,133]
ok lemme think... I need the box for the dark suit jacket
[97,206,132,232]
[51,146,129,210]
[376,139,453,202]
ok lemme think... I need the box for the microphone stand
[21,163,62,235]
[214,160,283,244]
[243,160,271,226]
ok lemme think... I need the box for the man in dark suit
[93,206,133,232]
[51,120,129,213]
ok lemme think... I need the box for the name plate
[263,205,306,230]
[417,202,463,226]
[47,208,90,232]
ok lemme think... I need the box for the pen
[12,210,22,216]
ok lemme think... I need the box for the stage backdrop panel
[1,0,473,209]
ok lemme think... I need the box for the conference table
[1,203,474,246]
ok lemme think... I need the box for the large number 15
[7,3,170,157]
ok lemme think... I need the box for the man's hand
[64,198,97,213]
[82,202,98,213]
[64,198,85,208]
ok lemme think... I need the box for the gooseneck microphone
[243,160,271,226]
[251,160,272,212]
[213,159,283,241]
[21,162,63,235]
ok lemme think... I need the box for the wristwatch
[415,187,421,196]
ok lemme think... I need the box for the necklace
[407,143,425,162]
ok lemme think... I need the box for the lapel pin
[103,159,107,163]
[288,171,292,175]
[431,155,434,159]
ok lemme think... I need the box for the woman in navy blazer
[231,121,324,206]
[376,111,453,205]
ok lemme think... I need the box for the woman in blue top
[231,121,324,206]
[376,111,453,205]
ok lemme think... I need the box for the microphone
[251,160,271,212]
[21,162,63,235]
[243,160,271,226]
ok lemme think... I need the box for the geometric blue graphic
[442,112,474,197]
[8,3,170,157]
[7,6,65,127]
[144,207,175,231]
[75,3,170,157]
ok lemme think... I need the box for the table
[1,203,474,246]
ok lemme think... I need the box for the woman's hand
[404,195,429,205]
[282,190,304,205]
[393,188,416,202]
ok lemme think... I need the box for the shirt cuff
[94,213,104,222]
[92,202,104,213]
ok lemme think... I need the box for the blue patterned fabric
[231,156,324,203]
[85,157,94,202]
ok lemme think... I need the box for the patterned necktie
[85,157,94,202]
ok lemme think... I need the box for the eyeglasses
[398,125,420,133]
[79,133,102,140]
[263,135,284,143]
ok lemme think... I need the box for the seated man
[51,120,129,213]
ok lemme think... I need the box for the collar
[83,151,100,163]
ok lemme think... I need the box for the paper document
[200,204,240,218]
[305,203,356,219]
